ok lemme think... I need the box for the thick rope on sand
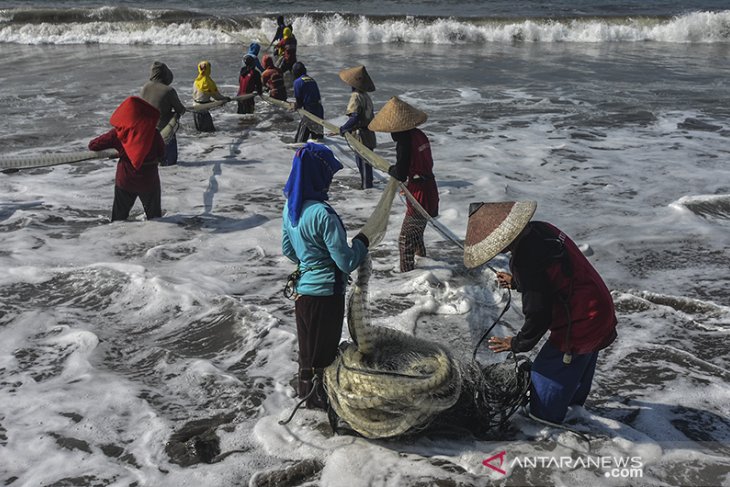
[324,257,530,439]
[324,256,530,438]
[324,256,463,439]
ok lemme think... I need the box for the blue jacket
[293,75,324,118]
[282,200,367,296]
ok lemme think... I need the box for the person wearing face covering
[192,60,230,132]
[281,142,369,409]
[88,96,165,222]
[140,61,186,166]
[268,15,287,49]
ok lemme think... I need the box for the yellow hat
[339,65,375,92]
[368,96,427,133]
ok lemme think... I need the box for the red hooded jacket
[261,55,287,101]
[510,222,618,355]
[89,96,164,193]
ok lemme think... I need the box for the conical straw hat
[339,65,375,92]
[368,96,427,133]
[463,201,537,268]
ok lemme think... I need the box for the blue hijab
[284,142,343,226]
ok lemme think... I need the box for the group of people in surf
[192,15,301,132]
[86,14,617,433]
[282,142,617,425]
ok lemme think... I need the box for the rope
[472,289,512,361]
[523,407,593,451]
[1,107,185,171]
[320,251,532,439]
[278,376,322,425]
[185,93,256,113]
[261,95,466,251]
[358,177,398,248]
[160,114,180,144]
[260,96,534,438]
[0,149,118,171]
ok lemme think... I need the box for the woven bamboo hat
[463,201,537,268]
[339,65,375,92]
[368,96,427,133]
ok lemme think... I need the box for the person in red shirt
[463,201,618,424]
[369,96,439,272]
[237,56,262,114]
[88,96,165,222]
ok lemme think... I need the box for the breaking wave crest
[1,8,730,45]
[672,194,730,220]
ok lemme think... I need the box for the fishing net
[324,255,531,439]
[279,105,531,438]
[358,178,399,248]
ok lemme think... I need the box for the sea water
[1,2,729,486]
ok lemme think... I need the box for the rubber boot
[298,368,328,410]
[298,368,314,401]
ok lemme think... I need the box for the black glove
[352,233,369,248]
[339,126,347,136]
[388,165,406,182]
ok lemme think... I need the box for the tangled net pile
[324,256,531,439]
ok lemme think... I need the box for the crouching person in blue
[282,142,369,409]
[463,201,617,424]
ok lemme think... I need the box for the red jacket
[88,97,164,193]
[238,67,262,96]
[403,129,439,217]
[262,67,287,100]
[276,35,297,64]
[510,222,618,355]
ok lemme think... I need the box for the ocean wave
[0,8,729,45]
[672,194,730,220]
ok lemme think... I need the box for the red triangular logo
[483,450,507,475]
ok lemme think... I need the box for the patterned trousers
[399,212,428,272]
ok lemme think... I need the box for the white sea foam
[1,10,730,45]
[0,37,729,486]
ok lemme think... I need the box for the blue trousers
[356,155,373,189]
[530,340,599,424]
[161,135,178,166]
